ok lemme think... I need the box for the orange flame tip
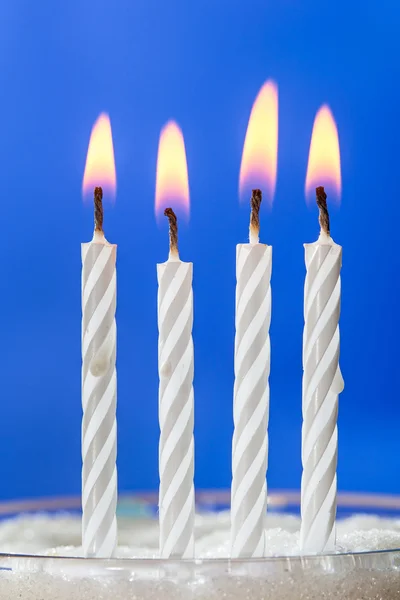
[82,113,117,201]
[305,105,341,203]
[155,120,190,219]
[239,80,279,205]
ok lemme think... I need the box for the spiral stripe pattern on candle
[157,260,195,559]
[81,242,117,558]
[231,244,271,558]
[301,243,342,553]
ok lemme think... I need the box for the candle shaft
[231,242,271,558]
[157,259,195,559]
[81,238,117,558]
[300,238,343,552]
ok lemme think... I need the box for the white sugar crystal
[0,512,399,599]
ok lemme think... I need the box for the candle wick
[164,207,179,260]
[94,187,104,232]
[316,186,330,236]
[249,189,262,244]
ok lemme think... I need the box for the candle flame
[239,80,279,205]
[305,105,341,203]
[155,120,190,219]
[82,113,117,201]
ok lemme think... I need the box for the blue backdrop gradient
[0,0,399,500]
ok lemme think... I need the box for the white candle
[231,190,271,558]
[157,208,195,559]
[300,187,344,553]
[81,187,117,558]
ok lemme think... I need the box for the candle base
[0,491,399,600]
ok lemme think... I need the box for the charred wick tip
[164,207,176,221]
[94,186,104,232]
[316,186,330,236]
[251,189,262,211]
[250,189,262,234]
[164,207,179,255]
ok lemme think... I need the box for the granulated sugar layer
[0,511,398,600]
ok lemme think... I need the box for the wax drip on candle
[249,189,262,244]
[94,186,104,232]
[316,186,330,237]
[164,207,179,260]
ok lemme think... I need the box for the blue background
[0,0,399,501]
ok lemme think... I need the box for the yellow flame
[305,105,341,202]
[239,80,279,204]
[155,120,190,218]
[82,113,116,200]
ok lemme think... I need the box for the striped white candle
[300,187,344,553]
[157,208,195,559]
[81,187,117,558]
[231,190,271,559]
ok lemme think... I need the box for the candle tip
[94,187,104,232]
[164,207,179,259]
[249,189,262,243]
[316,186,330,236]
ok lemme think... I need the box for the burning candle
[301,106,344,553]
[156,121,195,559]
[81,113,118,558]
[231,81,278,558]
